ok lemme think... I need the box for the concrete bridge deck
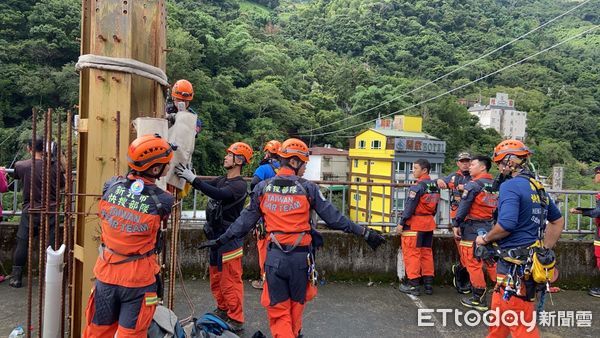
[1,279,598,337]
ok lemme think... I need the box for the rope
[75,54,169,87]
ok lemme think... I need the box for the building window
[393,198,404,211]
[353,159,358,168]
[353,193,361,201]
[354,177,361,183]
[371,140,381,149]
[431,163,441,173]
[323,157,331,167]
[358,140,366,149]
[395,161,405,173]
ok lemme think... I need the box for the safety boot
[461,288,489,311]
[452,263,471,294]
[9,266,23,288]
[225,316,244,333]
[589,287,600,298]
[212,307,228,319]
[423,276,434,295]
[399,279,421,296]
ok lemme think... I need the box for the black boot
[452,263,471,294]
[399,278,421,296]
[9,266,23,288]
[423,275,434,295]
[213,307,228,319]
[225,316,244,333]
[461,288,488,311]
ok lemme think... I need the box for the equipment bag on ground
[191,313,240,338]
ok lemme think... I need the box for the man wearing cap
[437,152,473,294]
[570,165,600,297]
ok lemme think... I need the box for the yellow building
[348,115,446,229]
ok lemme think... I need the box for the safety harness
[262,177,323,286]
[494,173,557,305]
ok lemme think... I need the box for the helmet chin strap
[136,163,168,179]
[505,154,527,174]
[289,161,303,175]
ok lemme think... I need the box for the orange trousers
[83,282,157,338]
[260,280,317,338]
[459,241,496,289]
[401,233,434,279]
[487,289,540,338]
[455,237,468,267]
[257,237,267,276]
[209,257,244,323]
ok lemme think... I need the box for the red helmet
[128,134,175,172]
[493,139,532,163]
[263,140,281,154]
[278,138,309,162]
[227,142,253,164]
[172,79,194,101]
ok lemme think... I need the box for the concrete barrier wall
[1,224,598,288]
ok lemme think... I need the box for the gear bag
[147,305,186,338]
[191,313,240,337]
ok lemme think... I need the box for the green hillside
[0,0,598,187]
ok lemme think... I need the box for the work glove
[174,163,196,183]
[198,238,223,250]
[363,227,385,251]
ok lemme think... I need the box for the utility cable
[301,24,599,137]
[299,0,592,135]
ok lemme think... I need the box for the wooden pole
[72,0,166,335]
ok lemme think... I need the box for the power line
[299,0,592,135]
[301,24,599,138]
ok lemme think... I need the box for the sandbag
[163,111,197,190]
[133,117,169,191]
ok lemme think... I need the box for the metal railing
[2,174,596,235]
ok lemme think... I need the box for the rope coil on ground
[75,54,169,87]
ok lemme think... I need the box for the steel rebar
[65,110,74,337]
[26,108,37,338]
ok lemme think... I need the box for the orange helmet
[128,134,175,172]
[278,138,309,162]
[263,140,281,154]
[172,79,194,101]
[227,142,253,164]
[492,139,532,163]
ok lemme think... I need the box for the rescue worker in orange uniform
[398,159,440,296]
[175,142,253,332]
[452,155,498,310]
[199,138,385,338]
[167,79,202,135]
[83,134,176,338]
[437,152,472,294]
[250,140,281,290]
[475,140,564,338]
[569,165,600,297]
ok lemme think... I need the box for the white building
[468,93,527,140]
[304,145,349,181]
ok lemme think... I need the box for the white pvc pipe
[43,244,65,338]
